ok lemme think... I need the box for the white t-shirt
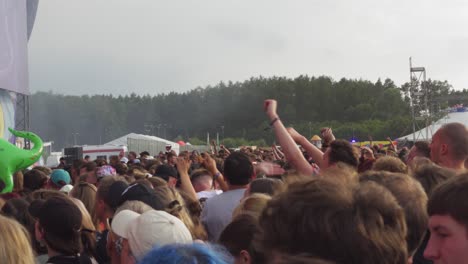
[197,190,223,200]
[201,188,245,241]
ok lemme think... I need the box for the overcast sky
[28,0,468,95]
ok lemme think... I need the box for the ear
[239,250,252,264]
[440,143,449,155]
[35,221,44,241]
[168,177,178,188]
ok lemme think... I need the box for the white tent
[105,133,180,154]
[398,110,468,141]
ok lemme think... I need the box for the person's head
[0,214,35,264]
[138,243,232,264]
[190,169,214,193]
[70,182,98,228]
[1,198,34,228]
[430,122,468,170]
[424,173,468,263]
[224,152,254,187]
[147,176,168,188]
[255,178,407,264]
[28,189,67,201]
[119,183,161,210]
[23,169,48,192]
[95,176,128,222]
[80,162,98,184]
[31,196,83,256]
[322,139,360,170]
[359,146,374,159]
[166,152,176,165]
[111,209,193,260]
[359,171,428,256]
[96,165,117,182]
[115,200,153,215]
[84,155,90,161]
[32,166,52,176]
[406,141,431,168]
[233,193,271,220]
[154,164,178,187]
[219,214,259,264]
[71,159,85,182]
[412,163,456,197]
[246,178,283,197]
[128,166,149,181]
[152,186,201,239]
[140,151,150,159]
[48,169,71,189]
[114,162,128,176]
[128,151,137,161]
[371,156,408,173]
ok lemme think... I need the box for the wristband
[270,117,280,126]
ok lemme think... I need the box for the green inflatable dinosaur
[0,128,43,193]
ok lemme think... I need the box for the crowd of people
[1,99,468,264]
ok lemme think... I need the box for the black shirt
[46,254,92,264]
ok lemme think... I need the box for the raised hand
[264,99,278,120]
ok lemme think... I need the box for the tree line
[30,75,465,150]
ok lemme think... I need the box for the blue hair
[138,243,233,264]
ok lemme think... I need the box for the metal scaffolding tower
[409,57,428,141]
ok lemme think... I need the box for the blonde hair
[115,200,153,215]
[70,198,97,259]
[0,215,35,264]
[153,186,205,240]
[233,193,271,220]
[70,182,98,228]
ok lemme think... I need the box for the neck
[441,158,465,171]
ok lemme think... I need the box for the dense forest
[31,75,465,150]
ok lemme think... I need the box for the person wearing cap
[96,165,117,183]
[128,151,137,164]
[118,183,162,210]
[120,157,129,164]
[30,196,93,264]
[94,177,128,264]
[48,169,72,190]
[154,164,178,188]
[109,209,192,262]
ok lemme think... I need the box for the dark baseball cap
[107,181,129,210]
[119,183,162,210]
[154,165,178,182]
[29,196,82,238]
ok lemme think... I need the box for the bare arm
[220,144,231,155]
[175,157,198,201]
[203,154,229,192]
[287,127,325,168]
[264,100,314,176]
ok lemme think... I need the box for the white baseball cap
[111,209,193,259]
[111,209,139,238]
[59,184,74,194]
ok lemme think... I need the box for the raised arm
[202,154,229,192]
[175,157,198,201]
[287,127,325,168]
[264,99,314,176]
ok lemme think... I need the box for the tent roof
[105,133,178,146]
[398,110,468,141]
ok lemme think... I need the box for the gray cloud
[28,0,468,95]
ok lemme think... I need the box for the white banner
[0,0,29,95]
